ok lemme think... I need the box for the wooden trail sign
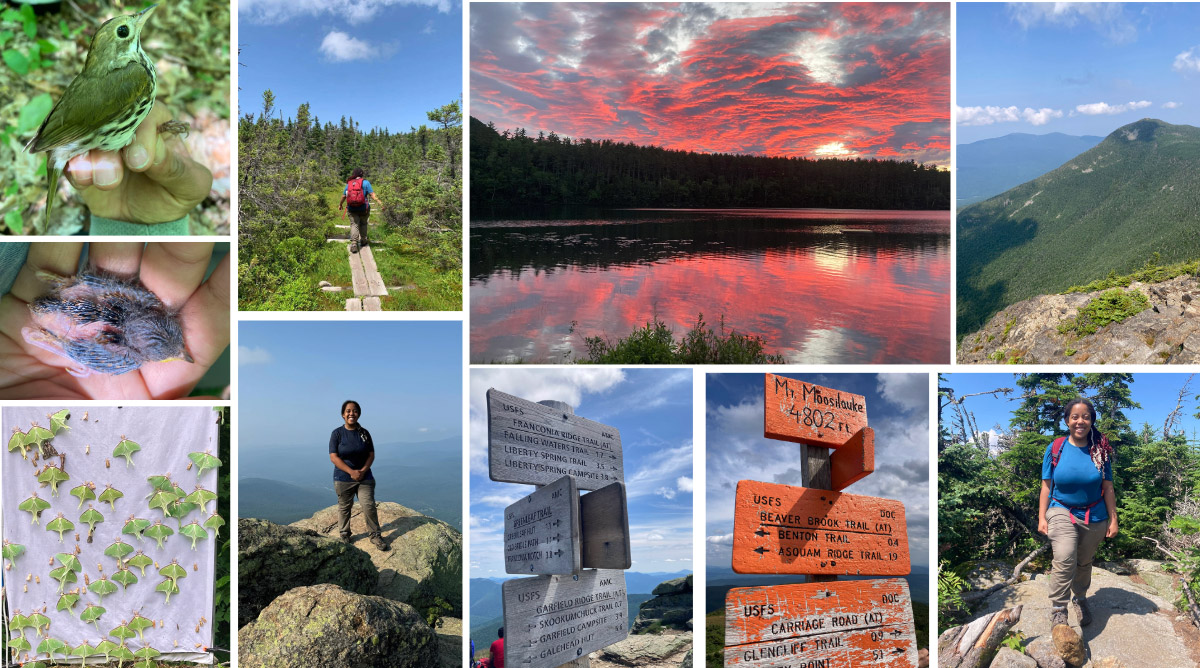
[506,475,581,575]
[488,388,624,490]
[503,570,629,668]
[580,481,632,569]
[724,579,918,668]
[732,480,910,575]
[764,374,867,448]
[830,427,874,492]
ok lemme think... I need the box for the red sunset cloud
[471,2,950,165]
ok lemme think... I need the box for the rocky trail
[944,560,1200,668]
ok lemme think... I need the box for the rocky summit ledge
[959,275,1200,365]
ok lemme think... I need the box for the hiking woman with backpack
[339,167,384,253]
[1037,397,1117,629]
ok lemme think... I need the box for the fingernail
[153,137,166,167]
[94,159,118,187]
[127,145,150,170]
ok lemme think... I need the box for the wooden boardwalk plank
[346,245,369,296]
[363,296,382,311]
[345,298,362,311]
[359,247,389,296]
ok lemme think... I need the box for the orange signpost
[732,480,910,576]
[724,579,919,668]
[763,374,868,448]
[830,427,874,492]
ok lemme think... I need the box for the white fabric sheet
[2,406,219,664]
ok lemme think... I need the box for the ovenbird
[26,5,159,228]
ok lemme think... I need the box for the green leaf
[1,8,21,22]
[17,93,51,134]
[58,18,66,38]
[37,38,55,53]
[4,181,18,196]
[3,48,28,74]
[3,210,20,235]
[0,29,13,48]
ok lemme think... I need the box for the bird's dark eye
[117,25,129,38]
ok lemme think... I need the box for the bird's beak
[163,351,194,364]
[135,4,157,29]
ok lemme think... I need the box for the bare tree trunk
[938,605,1024,668]
[963,543,1048,603]
[1144,537,1200,627]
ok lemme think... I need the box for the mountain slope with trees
[956,132,1103,208]
[239,92,462,310]
[470,117,949,215]
[957,119,1200,338]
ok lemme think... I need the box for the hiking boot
[340,534,352,545]
[350,242,359,253]
[370,534,389,551]
[1050,606,1068,627]
[1073,597,1092,626]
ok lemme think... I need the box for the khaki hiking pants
[1046,506,1108,607]
[349,210,369,247]
[334,480,381,538]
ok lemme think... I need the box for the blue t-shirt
[1042,439,1112,522]
[329,425,375,483]
[344,179,374,212]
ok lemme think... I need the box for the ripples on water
[470,209,950,364]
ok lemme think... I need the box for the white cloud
[1008,3,1138,44]
[877,374,927,413]
[239,345,272,364]
[677,476,694,493]
[1163,101,1182,109]
[707,533,733,545]
[320,31,376,61]
[1174,47,1200,74]
[478,493,521,507]
[422,19,435,34]
[655,486,677,500]
[241,0,451,25]
[1074,100,1152,115]
[956,105,1062,127]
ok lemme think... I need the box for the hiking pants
[1046,506,1108,606]
[334,480,381,538]
[349,210,369,246]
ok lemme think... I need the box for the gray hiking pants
[334,480,381,538]
[349,209,369,247]
[1046,506,1108,606]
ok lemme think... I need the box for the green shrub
[581,315,786,364]
[1058,289,1150,337]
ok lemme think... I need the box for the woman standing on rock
[1038,397,1117,628]
[329,400,389,551]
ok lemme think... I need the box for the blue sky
[469,369,694,578]
[943,373,1200,443]
[239,0,462,132]
[239,321,462,446]
[957,2,1200,144]
[706,373,930,574]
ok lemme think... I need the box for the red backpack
[1048,436,1104,524]
[347,177,366,208]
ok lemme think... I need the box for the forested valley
[470,117,950,215]
[239,91,462,310]
[939,373,1200,631]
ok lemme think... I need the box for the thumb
[144,135,213,207]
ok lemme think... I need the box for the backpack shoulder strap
[1050,436,1067,470]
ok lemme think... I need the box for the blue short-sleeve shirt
[329,425,375,483]
[1042,439,1112,522]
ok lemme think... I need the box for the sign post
[722,375,917,667]
[491,389,633,668]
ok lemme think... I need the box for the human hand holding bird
[0,243,229,399]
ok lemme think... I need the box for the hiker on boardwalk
[329,399,389,551]
[338,168,383,253]
[1038,397,1117,629]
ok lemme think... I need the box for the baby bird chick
[21,269,192,377]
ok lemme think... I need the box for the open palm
[0,242,229,399]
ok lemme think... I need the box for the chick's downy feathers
[22,269,192,377]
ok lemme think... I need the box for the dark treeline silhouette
[470,117,950,214]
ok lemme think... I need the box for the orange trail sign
[830,427,874,491]
[764,374,867,448]
[732,480,910,576]
[725,579,919,668]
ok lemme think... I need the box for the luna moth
[155,577,180,604]
[37,464,70,496]
[49,565,78,592]
[147,488,180,519]
[46,513,75,542]
[126,551,153,576]
[47,408,70,434]
[26,421,54,456]
[80,604,106,633]
[111,566,138,590]
[19,493,51,524]
[188,450,222,479]
[122,516,151,542]
[112,436,141,467]
[104,539,134,563]
[128,614,155,642]
[89,575,118,601]
[9,426,30,458]
[36,636,67,657]
[56,591,80,614]
[159,559,188,584]
[98,484,124,510]
[145,521,174,549]
[204,512,226,538]
[181,520,210,550]
[185,486,218,514]
[69,482,97,509]
[3,539,25,567]
[79,505,105,533]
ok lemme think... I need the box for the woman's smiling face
[1067,404,1093,440]
[343,402,360,425]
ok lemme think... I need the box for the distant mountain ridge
[957,118,1200,337]
[956,132,1103,207]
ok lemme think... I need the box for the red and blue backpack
[1048,436,1104,524]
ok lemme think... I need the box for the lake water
[470,208,950,363]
